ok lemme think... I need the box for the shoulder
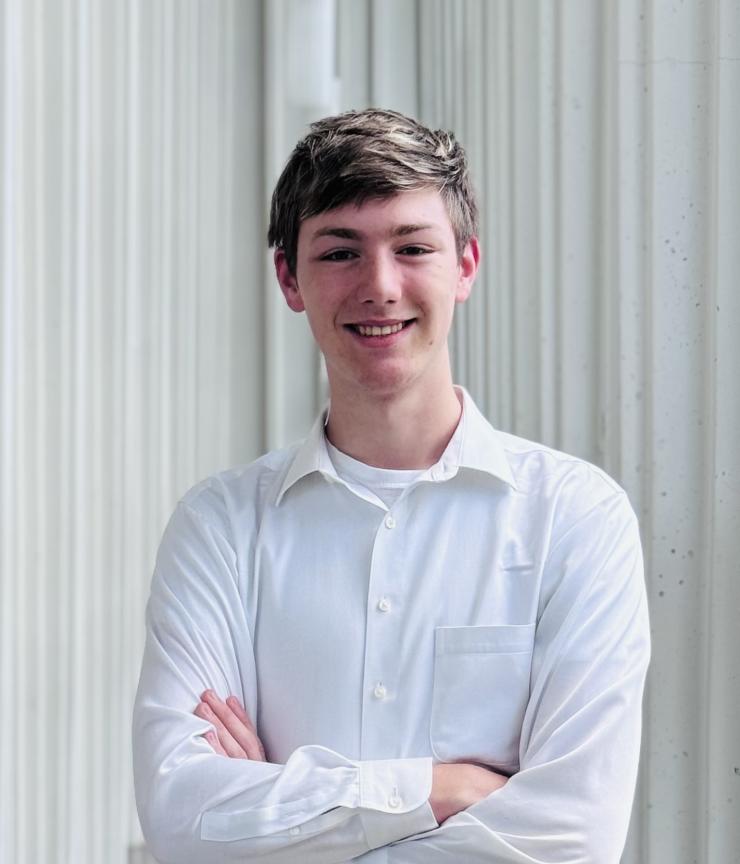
[495,430,637,553]
[153,443,304,596]
[175,442,302,536]
[493,435,645,625]
[499,429,627,505]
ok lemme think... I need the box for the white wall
[1,1,738,862]
[1,1,265,862]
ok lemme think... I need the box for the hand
[429,763,508,824]
[194,690,267,761]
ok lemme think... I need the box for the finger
[226,696,267,761]
[196,701,247,758]
[202,691,265,761]
[208,693,265,761]
[204,730,227,757]
[194,701,247,759]
[225,695,257,732]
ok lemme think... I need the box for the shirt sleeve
[357,486,651,864]
[132,498,438,864]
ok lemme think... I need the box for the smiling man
[133,109,650,864]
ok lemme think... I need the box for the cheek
[302,297,342,341]
[304,307,329,339]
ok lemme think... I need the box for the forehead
[299,189,454,243]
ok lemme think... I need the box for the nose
[358,253,401,305]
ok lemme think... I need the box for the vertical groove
[640,0,655,854]
[88,0,106,857]
[699,1,720,860]
[553,0,563,447]
[534,6,542,441]
[57,0,74,857]
[495,0,512,428]
[592,1,606,466]
[15,1,28,859]
[220,0,234,464]
[482,0,494,421]
[365,0,372,105]
[368,0,375,104]
[1,2,20,862]
[535,0,544,443]
[145,0,159,594]
[263,0,282,450]
[111,0,127,853]
[506,0,516,431]
[463,0,473,394]
[537,0,557,445]
[190,0,200,479]
[436,1,442,125]
[111,4,124,852]
[32,0,49,860]
[74,2,92,860]
[161,0,174,506]
[91,0,104,854]
[596,0,612,472]
[124,0,142,844]
[414,0,422,118]
[255,0,267,458]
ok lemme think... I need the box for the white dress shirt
[133,388,650,864]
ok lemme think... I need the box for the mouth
[345,319,416,338]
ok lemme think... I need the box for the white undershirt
[326,440,428,508]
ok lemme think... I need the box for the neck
[325,375,463,470]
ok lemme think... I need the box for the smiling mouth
[346,319,416,337]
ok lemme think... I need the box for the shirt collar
[275,410,338,505]
[452,387,518,489]
[276,386,517,505]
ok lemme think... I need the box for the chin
[354,370,420,398]
[330,357,429,399]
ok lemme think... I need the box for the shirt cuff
[357,757,438,850]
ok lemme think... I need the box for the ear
[455,237,480,304]
[274,248,305,313]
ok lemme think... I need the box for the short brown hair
[268,108,479,274]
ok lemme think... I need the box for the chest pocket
[430,623,535,772]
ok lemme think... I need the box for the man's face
[275,189,479,400]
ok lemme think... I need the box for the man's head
[267,108,479,275]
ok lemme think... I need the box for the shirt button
[388,794,402,809]
[384,514,396,529]
[373,683,387,700]
[377,597,391,612]
[289,826,301,836]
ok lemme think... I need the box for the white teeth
[356,322,405,337]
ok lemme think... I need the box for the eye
[398,245,432,256]
[320,249,358,262]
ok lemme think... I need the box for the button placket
[359,503,407,758]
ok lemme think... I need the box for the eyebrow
[311,224,436,241]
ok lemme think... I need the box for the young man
[133,109,650,863]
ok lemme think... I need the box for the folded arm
[198,690,509,823]
[132,499,439,864]
[358,489,651,863]
[204,489,649,863]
